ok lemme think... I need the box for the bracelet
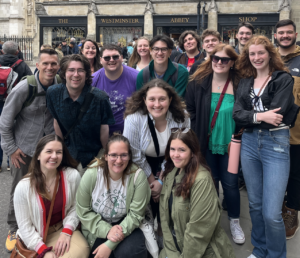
[158,179,163,185]
[60,232,71,237]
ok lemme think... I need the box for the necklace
[46,177,56,193]
[217,85,223,90]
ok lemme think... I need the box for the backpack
[142,62,179,86]
[20,74,62,109]
[0,59,23,101]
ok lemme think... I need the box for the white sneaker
[230,218,245,244]
[247,254,257,258]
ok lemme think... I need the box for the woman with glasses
[123,79,190,247]
[76,134,150,258]
[136,35,189,98]
[159,128,235,258]
[128,36,152,71]
[186,44,245,245]
[80,39,102,74]
[233,36,299,258]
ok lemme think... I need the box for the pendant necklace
[46,177,56,193]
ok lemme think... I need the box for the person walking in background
[80,39,102,74]
[186,44,245,245]
[70,37,79,54]
[233,35,299,258]
[61,40,68,56]
[127,42,134,55]
[128,36,152,71]
[136,35,189,98]
[55,42,64,60]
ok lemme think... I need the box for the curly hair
[237,35,289,78]
[80,39,102,72]
[128,36,152,68]
[124,79,187,123]
[163,129,211,199]
[190,43,241,88]
[59,54,93,85]
[178,30,201,51]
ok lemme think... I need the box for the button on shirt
[46,84,115,167]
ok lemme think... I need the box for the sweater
[14,168,81,255]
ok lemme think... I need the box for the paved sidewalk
[0,159,299,257]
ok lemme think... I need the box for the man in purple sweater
[92,44,138,135]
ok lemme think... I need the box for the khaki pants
[45,222,90,258]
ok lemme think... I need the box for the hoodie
[0,54,32,84]
[279,45,300,145]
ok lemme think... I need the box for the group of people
[0,18,299,258]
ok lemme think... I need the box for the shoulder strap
[142,65,151,84]
[64,87,95,140]
[147,114,160,157]
[22,75,39,108]
[10,59,23,69]
[55,74,62,84]
[171,62,179,86]
[43,174,59,242]
[134,168,142,184]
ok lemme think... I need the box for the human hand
[152,195,160,203]
[257,107,283,126]
[44,251,57,258]
[11,148,26,169]
[107,225,124,242]
[54,233,71,257]
[93,243,112,258]
[150,180,163,197]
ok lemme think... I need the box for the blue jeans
[205,150,240,218]
[241,128,289,258]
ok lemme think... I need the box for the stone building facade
[0,0,298,63]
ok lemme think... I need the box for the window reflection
[43,27,86,46]
[99,27,142,46]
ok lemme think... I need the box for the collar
[62,84,91,104]
[149,58,176,78]
[37,72,53,92]
[185,51,201,59]
[148,110,173,124]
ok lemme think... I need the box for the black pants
[286,144,300,210]
[89,228,147,258]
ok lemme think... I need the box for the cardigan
[14,167,81,255]
[76,163,151,250]
[123,110,190,178]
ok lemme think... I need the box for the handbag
[227,75,271,174]
[10,174,60,258]
[134,168,159,258]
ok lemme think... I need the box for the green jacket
[136,58,189,97]
[159,167,235,258]
[76,163,151,250]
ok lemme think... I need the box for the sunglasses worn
[171,127,190,134]
[211,55,233,65]
[102,55,120,62]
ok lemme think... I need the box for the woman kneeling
[159,129,235,258]
[14,134,90,258]
[76,134,151,258]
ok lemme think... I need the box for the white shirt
[145,125,170,157]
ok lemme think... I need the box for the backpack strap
[142,65,151,84]
[55,74,62,84]
[10,59,23,69]
[165,62,179,86]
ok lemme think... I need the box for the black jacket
[174,51,205,68]
[185,73,238,155]
[233,71,299,130]
[0,54,32,83]
[61,45,68,56]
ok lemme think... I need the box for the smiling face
[170,139,192,170]
[36,53,60,85]
[82,41,97,60]
[236,26,253,46]
[249,44,270,72]
[105,141,130,179]
[65,61,86,92]
[211,50,234,75]
[137,39,150,57]
[275,24,298,49]
[150,41,172,66]
[101,49,123,73]
[38,141,63,173]
[183,34,198,53]
[144,87,172,121]
[202,35,220,55]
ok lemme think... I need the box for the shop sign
[239,17,258,23]
[100,18,140,24]
[171,18,190,23]
[58,19,68,24]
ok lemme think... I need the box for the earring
[230,66,234,70]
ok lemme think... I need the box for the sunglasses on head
[102,55,120,62]
[211,55,233,65]
[171,127,190,134]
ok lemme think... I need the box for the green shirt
[208,93,235,155]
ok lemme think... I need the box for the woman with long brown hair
[159,128,234,258]
[80,39,102,74]
[128,36,152,71]
[13,134,89,258]
[186,43,245,245]
[233,35,299,258]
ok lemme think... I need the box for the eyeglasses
[66,69,86,74]
[108,154,130,161]
[211,55,233,65]
[151,47,169,53]
[102,55,120,62]
[171,127,190,134]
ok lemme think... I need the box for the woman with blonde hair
[233,35,299,258]
[128,36,152,71]
[186,44,245,245]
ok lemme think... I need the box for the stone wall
[291,0,300,40]
[97,4,145,15]
[45,5,88,16]
[218,0,278,13]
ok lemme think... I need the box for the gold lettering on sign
[58,19,68,23]
[100,18,139,24]
[239,17,258,23]
[171,18,190,23]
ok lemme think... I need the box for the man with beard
[274,19,300,240]
[235,22,255,55]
